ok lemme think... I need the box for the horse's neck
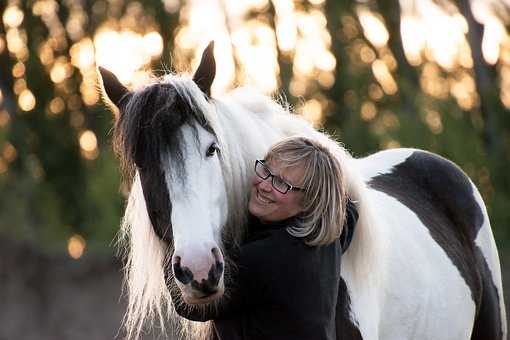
[211,92,314,243]
[335,159,389,339]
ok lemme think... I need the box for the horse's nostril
[208,257,224,287]
[210,247,224,283]
[211,247,222,262]
[173,261,194,285]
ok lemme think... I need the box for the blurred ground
[0,238,171,340]
[1,238,509,340]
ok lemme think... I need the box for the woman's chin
[249,199,268,217]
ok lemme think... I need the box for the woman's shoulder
[240,227,341,271]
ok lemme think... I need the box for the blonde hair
[265,137,347,246]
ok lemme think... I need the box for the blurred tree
[0,0,181,251]
[321,0,509,241]
[0,0,509,252]
[376,0,420,115]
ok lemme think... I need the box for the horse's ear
[193,41,216,97]
[98,66,130,114]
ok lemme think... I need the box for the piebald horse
[99,42,506,340]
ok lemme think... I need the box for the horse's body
[347,149,505,339]
[100,43,506,340]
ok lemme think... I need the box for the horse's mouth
[181,287,224,305]
[175,274,225,305]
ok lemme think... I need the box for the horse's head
[100,43,231,305]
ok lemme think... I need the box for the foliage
[0,0,509,253]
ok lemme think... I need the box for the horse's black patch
[368,150,502,339]
[470,256,504,339]
[113,82,214,244]
[139,168,172,243]
[336,277,363,340]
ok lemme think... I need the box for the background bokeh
[0,0,509,339]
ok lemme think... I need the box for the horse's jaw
[181,287,225,305]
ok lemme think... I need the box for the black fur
[99,67,130,107]
[336,278,363,340]
[193,42,216,97]
[369,150,502,340]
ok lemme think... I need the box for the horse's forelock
[112,79,213,184]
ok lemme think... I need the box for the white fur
[351,186,475,339]
[118,75,506,340]
[354,148,415,179]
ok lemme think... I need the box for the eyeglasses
[254,160,305,194]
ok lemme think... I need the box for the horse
[99,42,507,340]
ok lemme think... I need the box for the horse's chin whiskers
[181,290,224,305]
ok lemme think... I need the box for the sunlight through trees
[1,0,509,252]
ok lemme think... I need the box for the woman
[173,137,358,340]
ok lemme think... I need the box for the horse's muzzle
[172,247,224,304]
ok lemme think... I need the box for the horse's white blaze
[166,125,227,282]
[471,182,507,338]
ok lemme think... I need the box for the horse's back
[353,148,506,340]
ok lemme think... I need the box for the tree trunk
[377,0,420,115]
[152,1,181,71]
[455,0,510,201]
[457,0,507,152]
[324,0,356,125]
[268,1,293,100]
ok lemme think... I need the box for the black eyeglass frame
[254,160,305,194]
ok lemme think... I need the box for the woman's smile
[255,190,275,205]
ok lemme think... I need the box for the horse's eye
[206,142,219,157]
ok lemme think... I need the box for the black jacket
[174,216,345,340]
